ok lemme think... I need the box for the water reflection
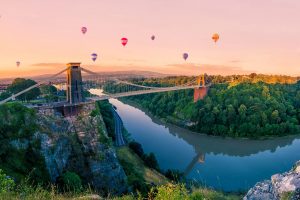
[88,90,300,191]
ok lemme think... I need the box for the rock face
[39,134,72,182]
[244,161,300,200]
[35,105,128,195]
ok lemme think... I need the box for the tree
[271,110,280,123]
[7,78,40,101]
[129,141,144,158]
[238,104,247,118]
[40,85,58,102]
[143,153,159,171]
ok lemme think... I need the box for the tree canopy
[110,75,300,138]
[6,78,40,101]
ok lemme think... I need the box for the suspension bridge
[0,63,209,113]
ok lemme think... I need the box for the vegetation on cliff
[0,103,49,183]
[0,168,240,200]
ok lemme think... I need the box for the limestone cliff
[35,104,128,195]
[244,161,300,200]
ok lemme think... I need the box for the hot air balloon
[183,53,188,61]
[91,53,97,62]
[16,61,20,67]
[212,33,219,43]
[81,27,87,34]
[121,38,128,46]
[151,35,155,40]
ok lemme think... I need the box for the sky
[0,0,300,78]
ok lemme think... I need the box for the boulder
[244,161,300,200]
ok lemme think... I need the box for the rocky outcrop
[39,133,72,182]
[67,112,128,195]
[35,106,128,195]
[244,161,300,200]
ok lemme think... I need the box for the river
[89,89,300,192]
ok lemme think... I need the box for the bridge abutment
[194,74,208,102]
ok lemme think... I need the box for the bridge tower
[194,74,208,102]
[66,63,84,104]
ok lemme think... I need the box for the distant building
[0,84,8,94]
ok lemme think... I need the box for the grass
[116,146,168,186]
[189,187,241,200]
[0,185,94,200]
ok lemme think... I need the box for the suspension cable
[0,67,68,105]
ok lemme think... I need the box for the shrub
[129,141,144,158]
[143,153,159,171]
[164,169,184,183]
[0,169,15,193]
[153,183,189,200]
[61,171,82,192]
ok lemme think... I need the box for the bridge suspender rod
[0,67,68,105]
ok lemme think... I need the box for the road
[112,108,126,146]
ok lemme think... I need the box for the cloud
[31,63,66,68]
[228,60,242,64]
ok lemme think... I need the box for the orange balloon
[212,33,220,43]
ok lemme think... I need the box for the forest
[106,74,300,138]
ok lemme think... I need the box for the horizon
[1,0,300,78]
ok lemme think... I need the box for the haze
[1,0,300,78]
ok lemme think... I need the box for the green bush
[152,183,189,200]
[143,153,159,171]
[0,169,15,193]
[129,141,144,158]
[164,169,184,183]
[61,171,82,192]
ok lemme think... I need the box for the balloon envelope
[81,27,87,34]
[212,33,219,43]
[121,38,128,46]
[16,61,20,67]
[183,53,188,61]
[91,53,97,62]
[151,35,155,40]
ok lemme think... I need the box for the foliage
[96,100,115,140]
[0,103,37,139]
[0,180,95,200]
[143,153,160,172]
[0,103,49,184]
[129,141,144,158]
[116,147,150,196]
[0,91,10,101]
[0,169,15,193]
[6,78,40,101]
[164,169,184,183]
[189,187,241,200]
[39,85,58,102]
[151,183,189,200]
[118,76,300,138]
[128,141,159,171]
[61,171,82,192]
[116,147,168,197]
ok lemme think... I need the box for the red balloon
[121,37,128,46]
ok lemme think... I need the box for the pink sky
[1,0,300,78]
